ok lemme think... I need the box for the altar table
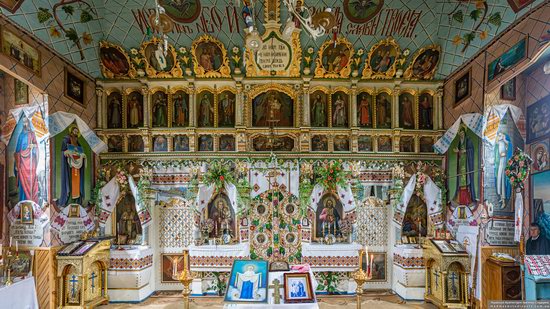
[190,243,250,271]
[301,243,360,271]
[0,277,39,309]
[223,270,319,309]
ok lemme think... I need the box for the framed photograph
[532,170,550,222]
[507,0,535,13]
[0,0,26,13]
[19,200,33,224]
[1,27,41,75]
[11,250,32,278]
[487,37,527,82]
[269,261,290,272]
[225,259,268,303]
[161,253,185,283]
[283,272,315,303]
[454,69,471,107]
[361,252,387,281]
[14,78,28,105]
[527,94,550,143]
[65,69,85,105]
[500,78,516,100]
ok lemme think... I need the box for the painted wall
[443,2,550,128]
[0,1,545,78]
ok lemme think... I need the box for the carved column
[392,87,400,129]
[236,82,244,126]
[142,86,150,128]
[95,87,104,129]
[189,84,196,127]
[302,82,310,127]
[350,84,358,127]
[435,87,443,130]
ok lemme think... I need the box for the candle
[183,250,189,271]
[370,254,374,277]
[16,241,18,253]
[9,237,12,247]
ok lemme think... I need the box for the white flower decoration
[307,47,314,54]
[179,47,187,54]
[357,48,364,56]
[232,46,240,54]
[403,49,410,57]
[130,48,138,55]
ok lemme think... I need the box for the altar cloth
[0,277,39,309]
[301,243,360,270]
[525,255,550,276]
[190,243,250,268]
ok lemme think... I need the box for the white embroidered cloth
[301,243,361,257]
[189,243,250,257]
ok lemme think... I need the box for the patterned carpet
[99,291,436,308]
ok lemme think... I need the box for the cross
[269,279,282,304]
[90,272,97,293]
[70,275,79,298]
[433,270,440,289]
[449,272,458,296]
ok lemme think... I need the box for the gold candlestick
[179,250,193,309]
[179,269,193,309]
[354,248,373,309]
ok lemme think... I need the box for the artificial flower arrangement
[203,161,235,191]
[505,149,532,189]
[315,160,351,190]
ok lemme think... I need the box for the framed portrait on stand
[283,272,315,303]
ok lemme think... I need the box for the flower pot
[185,67,193,76]
[396,68,403,78]
[234,67,242,75]
[351,69,359,77]
[303,67,311,75]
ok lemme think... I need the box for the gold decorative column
[392,87,400,129]
[351,85,358,128]
[435,87,443,131]
[189,84,197,127]
[142,86,150,128]
[95,87,104,129]
[236,81,244,127]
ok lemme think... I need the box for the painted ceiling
[0,0,545,79]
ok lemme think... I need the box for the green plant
[315,160,350,191]
[37,1,97,60]
[203,161,235,191]
[448,0,502,52]
[211,272,228,295]
[317,272,339,294]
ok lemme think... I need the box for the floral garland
[314,160,350,191]
[505,149,531,190]
[203,161,235,191]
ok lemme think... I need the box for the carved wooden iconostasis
[92,24,446,297]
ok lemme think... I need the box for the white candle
[370,254,374,276]
[16,241,18,253]
[10,237,12,247]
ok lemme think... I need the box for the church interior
[1,0,550,308]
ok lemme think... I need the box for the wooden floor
[99,291,437,308]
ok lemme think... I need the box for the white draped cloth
[196,182,238,214]
[434,113,484,154]
[483,104,525,144]
[98,178,120,226]
[394,175,444,229]
[0,277,39,309]
[308,184,357,214]
[249,161,299,198]
[48,111,107,153]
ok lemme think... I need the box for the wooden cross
[269,279,282,304]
